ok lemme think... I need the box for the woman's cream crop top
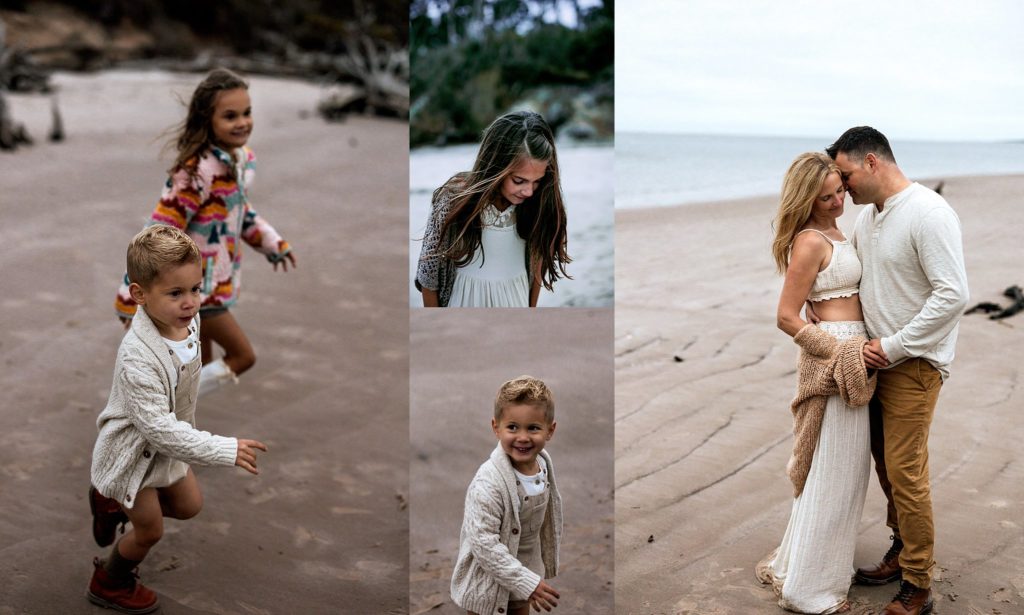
[798,229,861,302]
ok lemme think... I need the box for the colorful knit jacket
[115,146,291,318]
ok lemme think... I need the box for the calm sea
[616,132,1024,208]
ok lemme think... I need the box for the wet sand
[614,175,1024,614]
[0,71,409,614]
[409,309,615,614]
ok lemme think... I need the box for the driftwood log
[965,285,1024,320]
[1,22,52,93]
[114,29,410,120]
[1,21,59,150]
[319,34,408,119]
[0,90,31,149]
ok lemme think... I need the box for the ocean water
[616,132,1024,208]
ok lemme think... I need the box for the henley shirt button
[168,350,173,355]
[515,480,520,485]
[524,496,529,500]
[511,528,518,534]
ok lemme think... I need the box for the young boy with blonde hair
[88,225,266,613]
[451,375,564,615]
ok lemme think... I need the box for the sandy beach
[409,309,615,614]
[614,174,1024,614]
[408,142,615,308]
[0,71,409,614]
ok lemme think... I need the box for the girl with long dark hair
[416,110,571,307]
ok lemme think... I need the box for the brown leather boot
[89,486,128,547]
[881,580,933,615]
[855,535,903,585]
[86,557,159,614]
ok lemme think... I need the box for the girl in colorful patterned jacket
[415,111,571,307]
[115,68,295,396]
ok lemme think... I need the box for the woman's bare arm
[777,233,829,337]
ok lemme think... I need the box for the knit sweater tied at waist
[786,323,877,498]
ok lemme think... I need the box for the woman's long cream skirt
[759,321,872,614]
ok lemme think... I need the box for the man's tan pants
[868,358,943,589]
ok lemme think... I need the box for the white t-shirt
[162,325,199,364]
[514,461,548,497]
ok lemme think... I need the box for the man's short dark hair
[826,126,896,163]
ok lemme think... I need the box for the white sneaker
[198,359,238,397]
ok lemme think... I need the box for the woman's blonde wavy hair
[771,152,840,274]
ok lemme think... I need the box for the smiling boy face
[492,403,556,474]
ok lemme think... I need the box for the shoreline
[616,172,1020,213]
[614,172,1024,614]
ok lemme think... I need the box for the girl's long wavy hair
[164,68,249,176]
[772,152,840,274]
[436,110,571,290]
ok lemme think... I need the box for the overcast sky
[617,0,1024,141]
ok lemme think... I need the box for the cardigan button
[511,528,518,534]
[126,494,131,502]
[498,609,505,614]
[143,451,151,458]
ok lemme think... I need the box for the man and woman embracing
[758,126,969,615]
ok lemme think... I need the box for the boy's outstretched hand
[235,439,268,475]
[529,580,560,612]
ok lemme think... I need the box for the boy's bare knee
[133,521,164,548]
[177,494,203,520]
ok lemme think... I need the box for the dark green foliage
[410,1,613,146]
[3,0,408,50]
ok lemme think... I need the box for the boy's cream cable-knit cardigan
[91,307,238,509]
[787,323,876,498]
[451,444,563,615]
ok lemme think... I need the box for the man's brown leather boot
[881,580,933,615]
[855,535,903,585]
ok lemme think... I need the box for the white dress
[447,203,530,307]
[761,320,872,614]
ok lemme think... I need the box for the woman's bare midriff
[811,294,863,322]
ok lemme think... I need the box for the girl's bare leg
[158,468,203,520]
[200,310,256,375]
[117,488,164,562]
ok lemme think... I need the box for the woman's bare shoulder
[789,230,830,269]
